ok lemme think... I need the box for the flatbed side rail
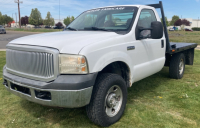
[148,1,170,53]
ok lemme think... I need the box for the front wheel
[86,73,127,127]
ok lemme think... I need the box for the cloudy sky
[0,0,200,21]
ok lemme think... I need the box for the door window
[138,9,157,28]
[137,9,157,38]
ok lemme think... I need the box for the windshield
[67,6,137,32]
[0,26,3,28]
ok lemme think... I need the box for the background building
[54,19,66,27]
[168,18,200,29]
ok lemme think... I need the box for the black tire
[169,53,185,79]
[4,32,6,34]
[86,73,127,127]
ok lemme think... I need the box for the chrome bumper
[3,78,93,108]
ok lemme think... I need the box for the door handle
[161,40,164,48]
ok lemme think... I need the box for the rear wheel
[169,53,185,79]
[86,73,127,127]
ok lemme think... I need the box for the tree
[2,15,13,25]
[29,8,43,26]
[64,16,75,26]
[64,16,71,26]
[182,19,190,26]
[161,17,169,27]
[170,15,180,26]
[43,12,54,26]
[174,19,190,30]
[55,22,63,27]
[71,16,75,22]
[174,19,182,26]
[0,12,3,25]
[21,16,29,25]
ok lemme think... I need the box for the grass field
[169,31,200,45]
[0,50,200,128]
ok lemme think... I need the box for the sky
[0,0,200,21]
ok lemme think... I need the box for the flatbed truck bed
[169,42,197,54]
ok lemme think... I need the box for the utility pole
[15,13,17,27]
[15,0,23,28]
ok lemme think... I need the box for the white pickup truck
[3,1,197,127]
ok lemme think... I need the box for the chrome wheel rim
[179,59,184,75]
[104,85,123,117]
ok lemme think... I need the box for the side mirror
[135,21,163,40]
[151,21,163,39]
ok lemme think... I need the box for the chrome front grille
[6,44,59,82]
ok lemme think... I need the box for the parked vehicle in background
[34,26,41,29]
[0,25,6,34]
[45,26,51,29]
[2,1,197,127]
[185,28,193,32]
[169,28,174,31]
[54,26,64,29]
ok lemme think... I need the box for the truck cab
[3,1,197,127]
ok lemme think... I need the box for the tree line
[0,8,75,27]
[24,8,75,27]
[161,15,190,28]
[0,12,14,25]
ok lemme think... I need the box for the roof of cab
[88,5,141,11]
[87,5,154,11]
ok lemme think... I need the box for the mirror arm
[139,28,152,31]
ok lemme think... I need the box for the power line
[1,1,38,14]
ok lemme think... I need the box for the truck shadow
[20,67,170,127]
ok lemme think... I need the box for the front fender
[94,51,132,72]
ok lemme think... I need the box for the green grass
[6,28,60,33]
[169,31,200,45]
[0,50,200,128]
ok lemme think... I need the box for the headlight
[59,54,88,74]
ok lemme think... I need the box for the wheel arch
[98,61,132,87]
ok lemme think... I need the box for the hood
[9,31,119,54]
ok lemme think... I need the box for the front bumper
[0,29,6,33]
[3,66,97,108]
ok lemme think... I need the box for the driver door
[132,9,165,82]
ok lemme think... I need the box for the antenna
[59,0,60,22]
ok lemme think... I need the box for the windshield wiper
[66,27,78,31]
[84,27,111,31]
